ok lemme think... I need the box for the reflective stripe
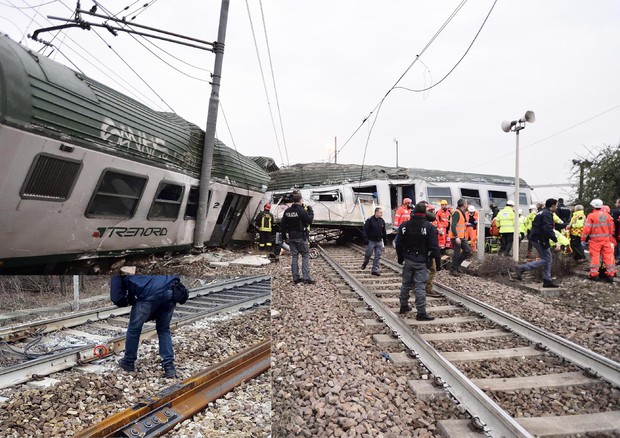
[449,210,466,238]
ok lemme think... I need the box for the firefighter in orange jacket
[393,198,412,232]
[581,199,616,282]
[465,205,479,251]
[435,200,451,251]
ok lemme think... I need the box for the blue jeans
[400,260,429,313]
[123,289,176,367]
[364,240,383,273]
[289,238,311,281]
[520,240,552,282]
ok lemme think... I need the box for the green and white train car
[0,34,269,269]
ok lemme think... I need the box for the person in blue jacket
[111,274,180,378]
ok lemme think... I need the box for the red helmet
[426,204,436,212]
[264,203,271,210]
[403,198,412,205]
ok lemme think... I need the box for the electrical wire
[463,103,620,172]
[259,0,289,165]
[0,0,56,8]
[245,0,284,166]
[394,0,498,94]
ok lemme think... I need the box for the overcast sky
[2,0,619,202]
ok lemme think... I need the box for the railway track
[75,339,270,438]
[0,276,271,389]
[320,245,620,437]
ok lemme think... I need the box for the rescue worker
[425,204,442,298]
[449,198,470,276]
[613,199,620,264]
[525,204,539,258]
[396,202,441,320]
[518,209,527,241]
[465,205,478,251]
[111,273,181,378]
[496,200,516,257]
[581,199,616,282]
[567,205,586,262]
[435,200,451,252]
[556,198,572,231]
[361,207,387,276]
[254,204,274,251]
[393,198,412,232]
[514,198,560,288]
[281,193,315,284]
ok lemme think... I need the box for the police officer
[281,193,315,284]
[396,202,441,320]
[255,204,274,251]
[111,274,180,378]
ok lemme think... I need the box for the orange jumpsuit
[581,209,617,279]
[393,204,411,231]
[436,207,451,249]
[465,210,479,251]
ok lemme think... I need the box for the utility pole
[393,138,399,167]
[194,0,230,249]
[334,137,337,164]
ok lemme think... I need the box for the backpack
[172,281,189,304]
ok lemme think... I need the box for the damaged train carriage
[263,162,532,240]
[0,34,269,270]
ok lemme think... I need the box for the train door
[389,184,415,209]
[208,193,251,247]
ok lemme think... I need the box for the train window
[311,190,342,202]
[460,188,481,208]
[427,187,452,206]
[184,186,211,220]
[352,186,377,204]
[20,154,82,201]
[272,192,296,204]
[519,193,528,206]
[488,190,508,208]
[85,170,147,218]
[148,182,185,221]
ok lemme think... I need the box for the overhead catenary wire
[336,0,471,158]
[245,0,285,166]
[259,0,289,166]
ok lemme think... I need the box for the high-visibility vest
[518,216,527,234]
[569,211,586,236]
[582,210,614,241]
[449,209,466,239]
[257,212,273,232]
[393,205,410,229]
[496,207,515,233]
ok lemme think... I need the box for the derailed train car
[0,34,269,269]
[263,162,533,239]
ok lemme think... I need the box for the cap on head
[590,198,603,209]
[264,203,271,210]
[403,197,412,205]
[426,204,436,212]
[467,205,475,212]
[440,200,448,205]
[575,204,584,211]
[506,200,515,206]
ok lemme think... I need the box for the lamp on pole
[501,110,535,262]
[393,138,399,167]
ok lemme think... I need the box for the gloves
[435,258,442,272]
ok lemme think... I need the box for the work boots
[163,363,177,379]
[542,280,559,288]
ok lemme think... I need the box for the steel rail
[75,339,270,438]
[0,277,271,389]
[320,246,534,438]
[0,275,270,343]
[371,250,620,388]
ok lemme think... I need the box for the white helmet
[590,198,603,209]
[467,205,475,212]
[518,209,523,214]
[529,204,536,210]
[506,200,515,206]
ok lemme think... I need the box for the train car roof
[0,34,269,192]
[267,162,530,190]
